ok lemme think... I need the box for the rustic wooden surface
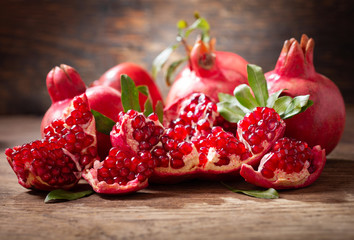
[0,106,353,240]
[0,0,353,115]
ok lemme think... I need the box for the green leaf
[185,17,210,42]
[273,96,293,117]
[155,100,164,124]
[121,74,141,112]
[177,20,188,34]
[166,58,188,86]
[91,109,116,135]
[217,101,245,123]
[221,182,279,199]
[143,98,154,117]
[218,93,235,102]
[44,189,94,203]
[247,64,269,107]
[282,95,313,119]
[233,84,258,112]
[152,44,179,79]
[266,89,283,108]
[137,85,149,96]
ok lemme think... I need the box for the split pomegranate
[83,110,162,194]
[41,64,123,159]
[91,62,164,109]
[265,34,346,154]
[240,137,326,189]
[165,39,249,106]
[6,94,99,191]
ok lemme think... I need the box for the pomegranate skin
[265,35,346,155]
[92,62,164,109]
[165,40,248,106]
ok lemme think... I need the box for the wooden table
[0,106,353,240]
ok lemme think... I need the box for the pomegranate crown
[217,64,313,123]
[274,34,316,78]
[152,13,216,86]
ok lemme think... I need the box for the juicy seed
[261,137,314,178]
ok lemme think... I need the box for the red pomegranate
[165,39,249,106]
[91,62,164,109]
[265,35,346,154]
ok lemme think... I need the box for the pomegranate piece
[240,137,326,189]
[6,94,99,191]
[265,34,346,154]
[83,110,163,194]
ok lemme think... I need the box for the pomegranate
[41,64,123,159]
[83,111,162,194]
[91,62,164,109]
[265,34,346,154]
[165,39,249,106]
[240,137,326,189]
[6,94,99,191]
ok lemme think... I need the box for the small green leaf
[233,84,258,112]
[177,20,188,31]
[143,98,154,117]
[166,58,188,86]
[91,109,116,135]
[282,95,313,119]
[137,85,149,96]
[44,189,94,203]
[273,96,293,117]
[217,101,245,123]
[155,100,164,124]
[152,44,179,79]
[221,182,279,199]
[121,74,141,112]
[247,64,269,107]
[218,93,235,102]
[266,89,283,108]
[185,17,210,42]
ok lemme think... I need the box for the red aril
[265,34,346,154]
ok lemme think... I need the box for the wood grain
[0,106,354,240]
[0,0,353,115]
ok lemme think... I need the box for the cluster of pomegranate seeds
[261,137,314,179]
[6,140,78,187]
[97,147,155,185]
[238,107,283,154]
[6,94,98,190]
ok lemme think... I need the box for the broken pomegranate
[6,94,99,191]
[265,34,346,154]
[83,110,162,194]
[240,137,326,189]
[41,64,123,159]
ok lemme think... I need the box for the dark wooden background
[0,0,353,115]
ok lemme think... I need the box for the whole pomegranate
[41,64,123,159]
[165,39,249,106]
[265,35,346,154]
[91,62,164,109]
